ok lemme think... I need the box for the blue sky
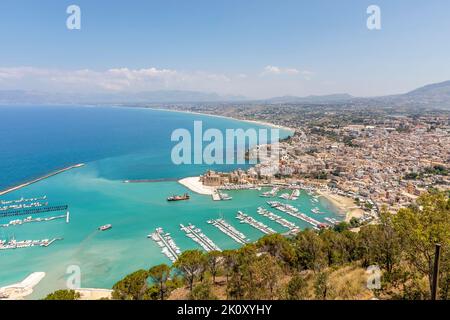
[0,0,449,98]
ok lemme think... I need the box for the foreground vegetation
[46,191,450,300]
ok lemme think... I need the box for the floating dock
[0,164,85,196]
[207,218,248,245]
[1,211,69,228]
[236,211,276,235]
[0,238,63,250]
[257,207,300,234]
[267,201,325,231]
[0,195,47,206]
[180,223,221,252]
[0,205,69,218]
[149,227,181,263]
[0,201,48,212]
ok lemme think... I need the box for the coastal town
[160,104,450,227]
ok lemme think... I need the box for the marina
[236,211,276,235]
[180,223,221,252]
[149,227,181,263]
[217,191,232,201]
[0,195,47,206]
[0,205,69,218]
[0,211,70,228]
[279,189,300,201]
[0,201,48,212]
[257,207,300,234]
[0,238,63,250]
[267,201,326,231]
[207,218,248,245]
[260,187,279,198]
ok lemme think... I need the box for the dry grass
[168,266,375,300]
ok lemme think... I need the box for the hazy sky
[0,0,449,98]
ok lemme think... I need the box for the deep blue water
[0,105,283,190]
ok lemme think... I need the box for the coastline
[178,176,216,195]
[147,107,296,134]
[317,190,364,223]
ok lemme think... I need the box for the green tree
[393,191,450,294]
[148,264,171,300]
[285,274,309,300]
[221,250,237,284]
[227,245,258,299]
[190,281,218,300]
[294,229,326,271]
[256,234,296,266]
[320,229,350,266]
[314,271,330,300]
[205,251,222,284]
[112,269,149,300]
[44,289,81,300]
[174,250,206,292]
[247,255,282,300]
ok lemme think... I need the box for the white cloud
[0,66,234,93]
[261,65,300,76]
[0,65,317,98]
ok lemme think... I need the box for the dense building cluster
[151,103,450,213]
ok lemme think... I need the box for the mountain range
[0,80,449,109]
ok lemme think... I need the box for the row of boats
[260,187,280,198]
[0,201,48,212]
[180,223,221,252]
[236,211,276,235]
[0,212,69,228]
[208,218,248,244]
[257,207,300,234]
[220,184,261,191]
[267,201,328,231]
[279,189,300,201]
[148,228,182,263]
[149,204,341,262]
[0,195,47,206]
[0,238,62,250]
[217,191,232,201]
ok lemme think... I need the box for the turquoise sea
[0,106,343,299]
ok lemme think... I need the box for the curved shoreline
[317,190,364,223]
[147,107,296,134]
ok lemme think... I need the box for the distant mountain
[264,93,354,104]
[370,80,450,109]
[0,90,247,105]
[1,80,449,108]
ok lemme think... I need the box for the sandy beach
[178,176,217,195]
[151,107,296,134]
[317,190,364,223]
